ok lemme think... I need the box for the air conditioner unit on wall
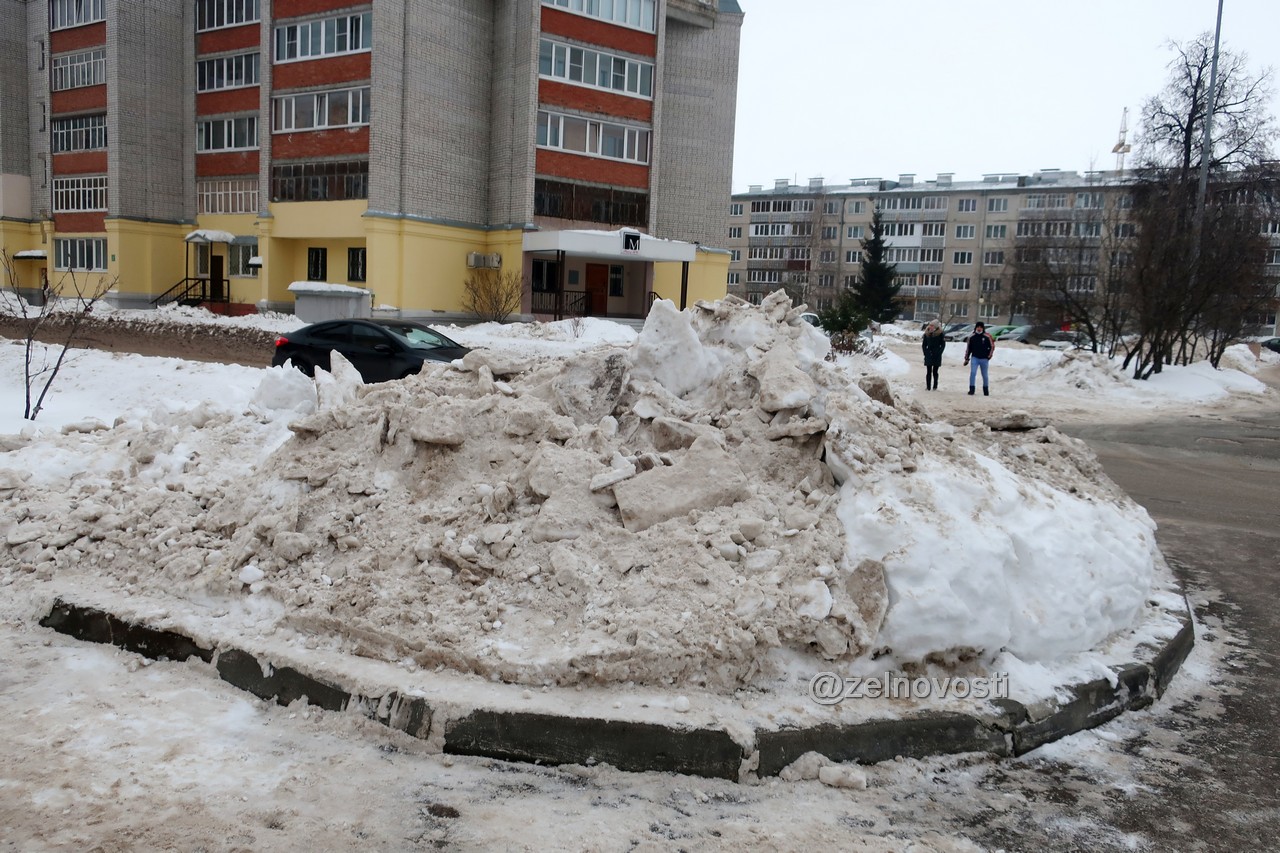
[467,252,502,269]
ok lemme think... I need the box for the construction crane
[1111,107,1131,173]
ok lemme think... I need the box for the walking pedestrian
[963,321,996,396]
[921,320,945,390]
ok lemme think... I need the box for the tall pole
[1193,0,1225,245]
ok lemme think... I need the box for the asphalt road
[1041,400,1280,849]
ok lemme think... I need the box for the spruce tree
[853,206,902,324]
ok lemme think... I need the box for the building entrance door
[585,263,609,316]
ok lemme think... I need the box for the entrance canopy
[522,228,697,262]
[184,229,236,244]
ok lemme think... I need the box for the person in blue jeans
[963,322,996,395]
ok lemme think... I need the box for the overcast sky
[730,0,1279,192]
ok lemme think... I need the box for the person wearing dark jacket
[921,320,946,390]
[963,322,996,396]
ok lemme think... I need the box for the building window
[843,275,857,289]
[955,224,975,239]
[730,250,741,261]
[882,196,923,211]
[532,259,559,292]
[271,160,369,202]
[987,197,1008,212]
[727,272,740,285]
[883,222,916,237]
[197,0,260,31]
[920,248,943,263]
[793,222,812,238]
[957,198,977,212]
[983,251,1005,265]
[229,242,258,277]
[1265,249,1280,265]
[54,237,106,271]
[817,273,835,287]
[539,39,653,98]
[728,226,742,238]
[52,176,107,212]
[845,250,863,264]
[951,277,971,291]
[1114,222,1137,238]
[1116,194,1134,210]
[949,303,970,317]
[542,0,656,32]
[197,116,258,152]
[793,200,815,213]
[196,52,260,92]
[307,248,327,281]
[51,48,105,90]
[1074,222,1102,238]
[819,250,836,264]
[51,0,105,29]
[886,248,919,263]
[821,225,838,240]
[1075,191,1104,209]
[846,225,863,239]
[985,224,1007,239]
[273,87,370,132]
[1067,275,1097,292]
[981,278,1001,292]
[747,270,781,284]
[746,291,763,305]
[921,222,946,237]
[537,110,650,165]
[979,302,1001,319]
[789,247,810,261]
[916,300,939,314]
[730,203,743,216]
[848,200,866,214]
[606,264,624,297]
[51,114,106,152]
[198,178,258,214]
[750,223,790,237]
[275,12,372,62]
[824,201,840,215]
[953,251,973,265]
[534,179,647,227]
[749,247,783,260]
[346,247,366,282]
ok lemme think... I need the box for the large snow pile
[0,293,1161,694]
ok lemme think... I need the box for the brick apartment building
[728,171,1280,332]
[0,0,743,319]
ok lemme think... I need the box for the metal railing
[151,277,230,308]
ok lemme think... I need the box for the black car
[272,319,471,382]
[1261,337,1280,354]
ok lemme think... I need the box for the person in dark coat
[921,320,946,390]
[963,321,996,396]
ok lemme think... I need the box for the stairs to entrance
[607,317,647,333]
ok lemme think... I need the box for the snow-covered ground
[1,302,1276,850]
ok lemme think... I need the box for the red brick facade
[272,126,369,159]
[540,7,656,57]
[54,212,106,233]
[274,0,368,18]
[50,22,106,53]
[273,53,371,90]
[51,84,107,115]
[537,149,648,190]
[197,25,259,56]
[197,88,260,117]
[539,79,652,124]
[52,151,108,175]
[197,151,261,177]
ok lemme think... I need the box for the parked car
[1261,337,1280,354]
[985,324,1020,341]
[272,318,471,383]
[943,323,975,342]
[994,324,1034,343]
[1038,329,1095,350]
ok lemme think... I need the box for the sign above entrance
[522,228,697,263]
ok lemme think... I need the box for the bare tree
[1121,34,1278,377]
[2,251,114,420]
[462,268,525,323]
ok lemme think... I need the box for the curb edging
[38,597,1194,781]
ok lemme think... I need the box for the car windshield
[380,324,458,350]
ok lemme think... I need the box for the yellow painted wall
[0,219,45,290]
[363,213,518,313]
[195,213,263,305]
[269,200,367,238]
[106,219,189,299]
[651,251,729,307]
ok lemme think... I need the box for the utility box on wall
[287,282,372,323]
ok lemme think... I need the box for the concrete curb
[38,597,1194,781]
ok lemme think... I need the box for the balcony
[666,0,718,27]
